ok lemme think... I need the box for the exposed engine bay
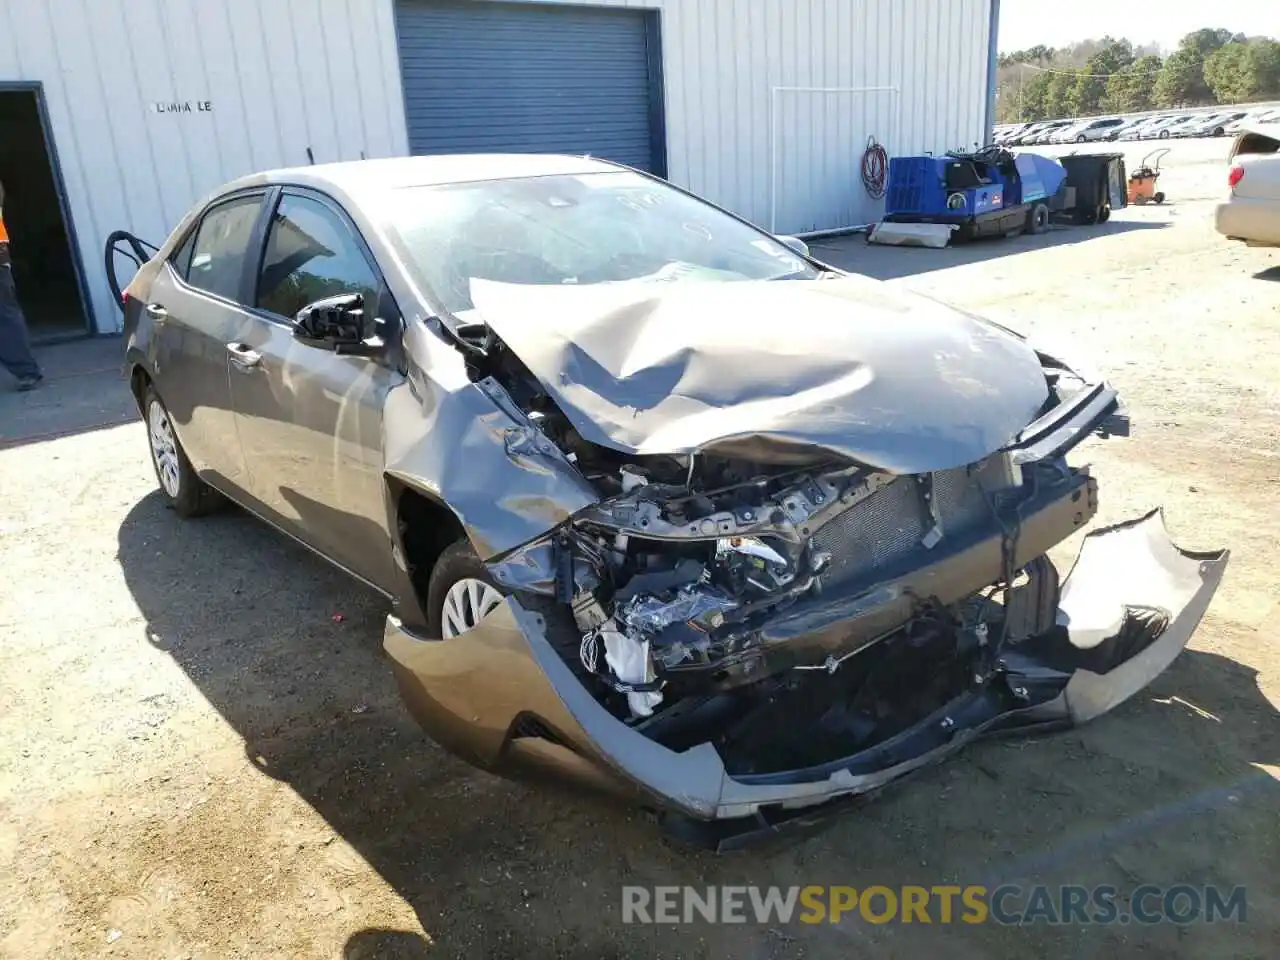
[466,324,1089,745]
[382,275,1225,847]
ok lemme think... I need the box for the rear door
[226,188,402,589]
[147,191,266,490]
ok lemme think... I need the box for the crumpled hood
[471,276,1050,474]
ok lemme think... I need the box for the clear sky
[999,0,1280,53]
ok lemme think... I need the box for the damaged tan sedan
[122,154,1227,848]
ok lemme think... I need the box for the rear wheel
[427,540,508,638]
[1027,202,1050,234]
[1075,134,1087,143]
[144,387,221,517]
[1158,129,1170,139]
[1153,192,1166,204]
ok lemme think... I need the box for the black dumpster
[1055,153,1127,225]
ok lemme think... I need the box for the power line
[1005,61,1149,79]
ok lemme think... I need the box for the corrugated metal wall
[440,0,992,232]
[0,0,409,332]
[0,0,992,333]
[660,0,994,233]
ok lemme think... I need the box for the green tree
[1043,68,1078,119]
[999,44,1054,69]
[1154,28,1241,105]
[1104,54,1162,112]
[1181,27,1242,58]
[1254,39,1280,98]
[1205,39,1280,103]
[1019,71,1052,120]
[1205,42,1253,102]
[1071,39,1135,116]
[1154,48,1207,105]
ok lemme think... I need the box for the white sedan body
[1215,123,1280,248]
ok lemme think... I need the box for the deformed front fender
[383,324,600,561]
[383,600,729,817]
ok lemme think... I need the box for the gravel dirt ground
[1,137,1277,959]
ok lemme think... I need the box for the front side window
[171,226,197,277]
[256,195,380,320]
[381,171,818,316]
[186,195,262,301]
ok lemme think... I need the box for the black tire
[1153,192,1165,204]
[1158,129,1170,139]
[1075,134,1087,143]
[426,539,507,639]
[143,387,221,518]
[1213,127,1224,137]
[1027,202,1050,234]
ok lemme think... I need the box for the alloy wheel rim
[441,578,504,638]
[148,399,182,498]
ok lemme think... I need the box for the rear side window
[256,194,380,320]
[1233,131,1280,159]
[186,195,262,301]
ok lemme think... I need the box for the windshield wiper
[767,269,826,281]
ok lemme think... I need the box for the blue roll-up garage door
[395,0,663,173]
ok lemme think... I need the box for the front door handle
[145,302,168,322]
[226,342,262,371]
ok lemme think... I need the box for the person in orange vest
[0,178,42,390]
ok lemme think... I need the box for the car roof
[222,153,622,197]
[1239,118,1280,138]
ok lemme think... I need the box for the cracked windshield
[387,170,817,314]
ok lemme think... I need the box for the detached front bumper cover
[385,510,1226,849]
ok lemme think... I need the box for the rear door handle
[226,342,262,371]
[145,302,167,322]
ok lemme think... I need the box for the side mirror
[293,293,384,356]
[777,235,810,258]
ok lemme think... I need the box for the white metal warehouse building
[0,0,998,336]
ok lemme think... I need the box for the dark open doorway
[0,86,91,341]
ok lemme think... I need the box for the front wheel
[1153,192,1165,204]
[144,387,221,517]
[1075,134,1087,143]
[1158,130,1170,139]
[426,540,508,638]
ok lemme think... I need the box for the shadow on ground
[116,491,1278,957]
[1253,265,1280,283]
[814,219,1167,281]
[0,336,137,450]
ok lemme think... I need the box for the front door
[227,189,401,589]
[148,192,265,490]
